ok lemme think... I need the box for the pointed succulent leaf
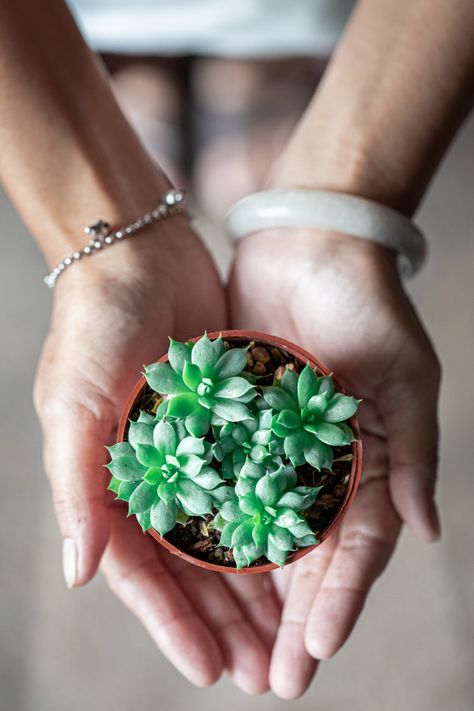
[317,375,335,399]
[157,480,177,505]
[263,386,297,413]
[240,459,264,479]
[275,491,308,511]
[266,538,288,567]
[235,476,254,497]
[211,335,226,361]
[249,444,267,463]
[144,467,162,485]
[295,533,318,547]
[153,420,177,453]
[176,479,213,515]
[106,441,135,458]
[137,411,156,424]
[231,519,254,547]
[283,430,310,460]
[128,421,154,450]
[239,494,261,516]
[179,453,205,478]
[128,481,158,514]
[323,393,361,423]
[176,436,206,457]
[271,417,293,438]
[212,376,254,399]
[233,546,250,570]
[107,455,147,482]
[192,466,222,490]
[269,526,294,551]
[212,400,251,422]
[306,392,330,417]
[168,338,192,374]
[145,362,190,395]
[276,409,301,430]
[274,507,303,528]
[252,428,272,446]
[214,347,248,379]
[256,473,280,507]
[135,444,164,469]
[211,512,225,531]
[289,519,314,539]
[210,485,235,505]
[304,439,333,470]
[219,520,240,547]
[311,422,354,446]
[107,476,121,495]
[241,542,264,567]
[155,399,169,418]
[184,410,211,437]
[167,393,199,419]
[297,364,319,408]
[117,480,140,501]
[191,333,217,377]
[181,361,202,391]
[150,498,177,535]
[281,367,299,399]
[252,522,269,547]
[136,509,151,532]
[220,498,241,521]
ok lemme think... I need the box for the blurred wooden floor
[1,118,473,711]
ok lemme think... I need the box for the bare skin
[1,0,473,700]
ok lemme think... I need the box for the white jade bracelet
[225,189,427,278]
[44,188,186,288]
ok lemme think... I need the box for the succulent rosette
[106,419,225,535]
[213,409,284,479]
[144,333,256,437]
[212,466,321,568]
[263,365,361,470]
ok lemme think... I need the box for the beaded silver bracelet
[44,188,186,288]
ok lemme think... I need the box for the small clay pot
[116,330,362,574]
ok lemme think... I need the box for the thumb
[36,395,113,588]
[377,348,441,542]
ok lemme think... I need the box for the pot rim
[116,329,362,575]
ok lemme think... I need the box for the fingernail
[62,538,77,589]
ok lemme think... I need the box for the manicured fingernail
[62,538,77,589]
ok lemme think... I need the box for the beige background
[1,117,473,711]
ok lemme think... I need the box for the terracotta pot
[116,330,362,574]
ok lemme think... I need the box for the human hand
[33,218,281,692]
[229,228,441,698]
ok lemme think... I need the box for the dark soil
[127,337,354,568]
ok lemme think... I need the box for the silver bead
[159,204,168,215]
[84,246,91,254]
[164,191,176,206]
[151,209,160,219]
[144,213,152,224]
[58,263,65,271]
[115,231,123,239]
[124,226,132,234]
[174,190,184,203]
[64,257,72,266]
[73,252,81,260]
[104,235,113,244]
[94,240,102,249]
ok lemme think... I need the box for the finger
[378,350,441,541]
[304,477,400,660]
[164,555,271,695]
[269,536,338,699]
[100,507,224,687]
[38,400,113,588]
[223,573,282,651]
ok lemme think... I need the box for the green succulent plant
[105,333,361,570]
[213,408,284,479]
[106,418,226,535]
[263,365,360,470]
[212,465,321,568]
[144,333,256,437]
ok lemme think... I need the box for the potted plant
[106,331,362,573]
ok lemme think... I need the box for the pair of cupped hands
[34,210,440,699]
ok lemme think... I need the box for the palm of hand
[34,227,285,692]
[229,228,440,697]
